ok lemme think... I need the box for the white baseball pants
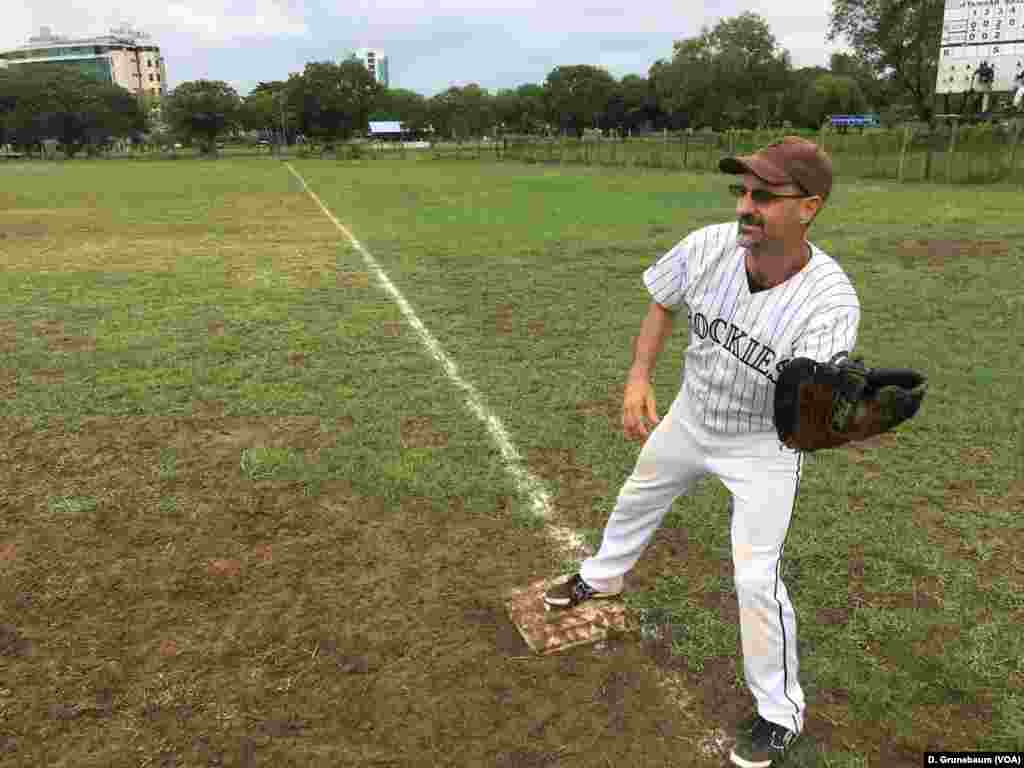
[579,391,806,733]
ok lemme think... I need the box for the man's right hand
[622,373,659,441]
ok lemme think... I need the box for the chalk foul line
[285,162,586,558]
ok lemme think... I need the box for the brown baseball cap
[719,136,833,202]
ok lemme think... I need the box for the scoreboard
[935,0,1024,94]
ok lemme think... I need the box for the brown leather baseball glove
[773,352,927,452]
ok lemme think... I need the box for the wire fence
[426,124,1024,185]
[7,123,1022,184]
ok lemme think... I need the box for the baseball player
[544,137,860,767]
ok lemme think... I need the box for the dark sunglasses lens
[728,185,777,203]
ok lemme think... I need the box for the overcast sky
[2,1,851,97]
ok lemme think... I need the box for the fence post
[707,132,715,170]
[966,129,974,182]
[1010,121,1021,181]
[683,131,689,169]
[946,119,958,183]
[897,124,912,183]
[924,130,933,181]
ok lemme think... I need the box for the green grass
[289,155,1024,758]
[46,495,99,515]
[1,155,1021,765]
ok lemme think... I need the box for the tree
[493,88,520,134]
[800,74,869,127]
[0,67,145,155]
[428,84,495,139]
[0,67,63,149]
[458,84,494,137]
[828,0,945,122]
[543,65,616,137]
[778,67,831,127]
[650,38,715,128]
[828,52,892,113]
[240,90,279,135]
[710,13,791,127]
[74,80,148,153]
[0,70,16,147]
[241,80,293,142]
[427,87,457,138]
[652,13,790,130]
[492,84,550,135]
[287,59,381,145]
[517,84,549,134]
[600,81,627,134]
[370,88,430,133]
[619,75,660,132]
[240,88,296,143]
[163,80,242,154]
[252,80,287,96]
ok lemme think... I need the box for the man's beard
[737,216,765,248]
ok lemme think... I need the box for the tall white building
[354,48,389,88]
[0,25,167,101]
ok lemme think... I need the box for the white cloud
[1,0,309,51]
[0,0,854,95]
[164,2,309,43]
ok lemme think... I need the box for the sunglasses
[728,184,810,204]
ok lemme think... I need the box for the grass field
[1,156,1022,767]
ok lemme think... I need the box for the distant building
[368,121,404,140]
[354,48,389,88]
[0,25,168,101]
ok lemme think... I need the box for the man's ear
[799,195,823,225]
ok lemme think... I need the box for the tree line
[0,4,956,155]
[237,11,937,144]
[0,66,149,156]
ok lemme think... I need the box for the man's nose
[736,193,756,217]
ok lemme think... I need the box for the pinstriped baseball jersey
[643,222,861,435]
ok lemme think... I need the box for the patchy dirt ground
[893,238,1009,272]
[0,415,745,767]
[0,406,1003,766]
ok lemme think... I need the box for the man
[543,137,860,767]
